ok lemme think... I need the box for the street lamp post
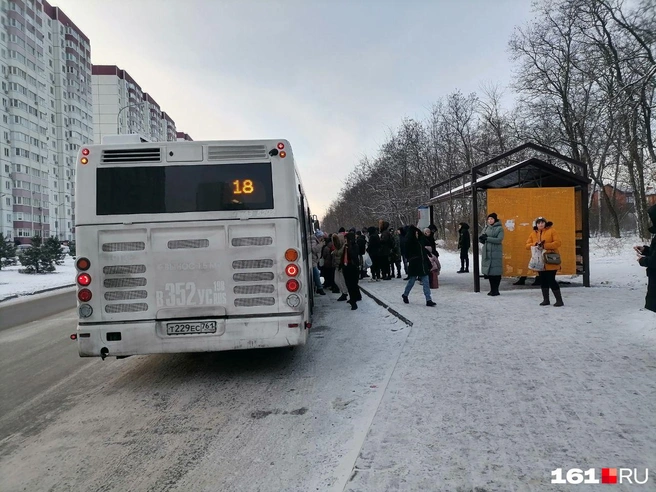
[116,101,147,135]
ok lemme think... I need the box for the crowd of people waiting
[310,204,656,314]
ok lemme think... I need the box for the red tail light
[77,273,91,286]
[277,142,285,150]
[286,279,300,292]
[285,264,299,277]
[76,257,90,270]
[82,148,90,156]
[78,289,92,302]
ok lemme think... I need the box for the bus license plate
[166,321,217,335]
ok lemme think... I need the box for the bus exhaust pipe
[100,347,109,360]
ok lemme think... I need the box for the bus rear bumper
[76,315,308,357]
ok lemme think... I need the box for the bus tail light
[286,294,301,308]
[286,279,300,293]
[77,273,91,286]
[78,289,92,302]
[285,264,299,277]
[279,151,287,158]
[76,257,90,270]
[79,304,93,318]
[80,157,88,165]
[284,249,299,262]
[277,142,285,150]
[82,148,90,156]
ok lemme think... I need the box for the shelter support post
[471,176,480,293]
[581,184,591,287]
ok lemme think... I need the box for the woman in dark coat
[401,226,436,306]
[457,222,471,273]
[342,232,361,310]
[636,204,656,313]
[379,220,394,280]
[367,227,381,281]
[320,235,335,291]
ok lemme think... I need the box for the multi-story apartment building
[176,131,193,142]
[0,0,92,243]
[92,65,183,144]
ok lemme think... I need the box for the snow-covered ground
[0,256,76,301]
[348,235,655,491]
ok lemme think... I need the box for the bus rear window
[96,163,274,215]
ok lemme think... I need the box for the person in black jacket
[457,222,471,273]
[356,230,368,279]
[367,226,381,281]
[379,220,394,280]
[343,232,361,310]
[399,226,409,279]
[636,204,656,313]
[401,226,436,307]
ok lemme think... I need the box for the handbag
[528,245,545,271]
[543,251,561,265]
[429,270,439,289]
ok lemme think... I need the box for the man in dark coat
[379,220,394,280]
[457,222,471,273]
[636,204,656,313]
[399,226,409,279]
[401,226,436,306]
[367,226,381,280]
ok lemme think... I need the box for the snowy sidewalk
[349,249,655,491]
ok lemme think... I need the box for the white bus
[72,136,316,359]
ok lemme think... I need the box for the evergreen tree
[44,236,65,265]
[69,240,76,257]
[0,233,17,270]
[18,236,57,273]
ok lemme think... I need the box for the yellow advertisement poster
[487,188,577,276]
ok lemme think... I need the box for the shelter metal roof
[428,157,590,204]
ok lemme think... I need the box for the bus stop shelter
[427,143,591,292]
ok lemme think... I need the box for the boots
[457,260,466,273]
[487,276,501,296]
[337,294,348,301]
[540,287,550,306]
[513,277,526,285]
[553,289,564,307]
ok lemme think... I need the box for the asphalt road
[0,287,76,331]
[0,293,410,492]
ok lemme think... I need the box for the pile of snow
[0,256,76,302]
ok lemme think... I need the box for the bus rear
[73,137,313,358]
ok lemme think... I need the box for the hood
[459,223,469,230]
[648,204,656,233]
[367,226,378,236]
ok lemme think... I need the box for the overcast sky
[57,0,534,218]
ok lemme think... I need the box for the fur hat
[487,213,498,222]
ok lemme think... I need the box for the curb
[0,283,76,304]
[359,286,413,327]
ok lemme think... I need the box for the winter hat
[535,216,547,224]
[487,213,498,222]
[314,230,324,238]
